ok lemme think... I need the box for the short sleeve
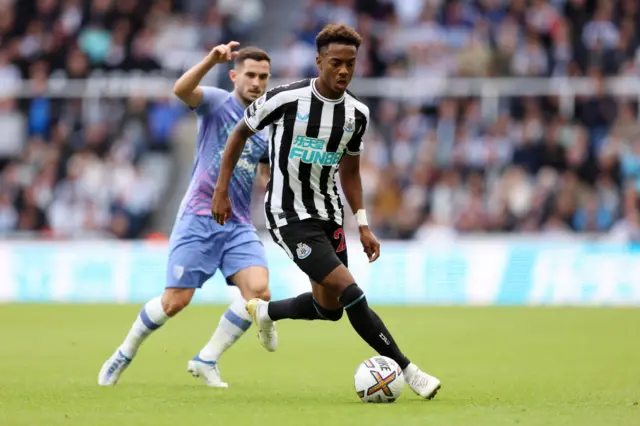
[193,86,230,116]
[345,107,369,156]
[259,153,269,164]
[244,89,287,132]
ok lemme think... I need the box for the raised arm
[173,41,240,108]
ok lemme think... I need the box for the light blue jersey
[178,87,268,224]
[167,87,269,289]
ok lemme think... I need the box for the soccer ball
[353,356,404,403]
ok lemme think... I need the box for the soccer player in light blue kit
[98,42,277,387]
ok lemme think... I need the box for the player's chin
[334,81,348,92]
[246,91,261,101]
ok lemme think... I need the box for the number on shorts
[333,228,346,252]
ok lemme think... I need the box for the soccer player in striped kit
[98,42,277,388]
[212,24,441,399]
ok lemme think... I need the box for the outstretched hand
[211,190,233,225]
[359,227,381,263]
[207,41,240,65]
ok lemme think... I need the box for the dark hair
[315,24,362,53]
[234,47,271,66]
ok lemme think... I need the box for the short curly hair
[315,24,362,54]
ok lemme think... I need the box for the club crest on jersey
[255,95,266,110]
[344,117,355,133]
[296,242,312,259]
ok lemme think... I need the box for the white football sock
[197,297,253,362]
[119,296,170,359]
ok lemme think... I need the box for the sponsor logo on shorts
[296,242,312,259]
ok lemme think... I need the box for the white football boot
[187,356,228,388]
[403,364,441,399]
[98,349,132,386]
[246,299,278,352]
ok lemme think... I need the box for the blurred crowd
[0,0,261,238]
[3,0,640,240]
[267,0,640,240]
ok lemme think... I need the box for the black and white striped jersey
[244,78,370,229]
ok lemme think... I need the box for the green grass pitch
[0,305,638,426]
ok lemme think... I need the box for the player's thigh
[165,215,222,289]
[224,243,270,300]
[326,221,349,268]
[228,265,270,300]
[271,220,343,285]
[220,225,270,296]
[311,279,342,310]
[321,264,356,293]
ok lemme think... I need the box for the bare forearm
[258,163,270,187]
[340,170,364,214]
[173,56,216,104]
[215,122,254,192]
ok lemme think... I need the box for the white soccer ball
[353,356,404,403]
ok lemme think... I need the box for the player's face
[317,43,357,94]
[231,59,271,105]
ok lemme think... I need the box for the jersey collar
[311,78,345,103]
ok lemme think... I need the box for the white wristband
[355,209,368,227]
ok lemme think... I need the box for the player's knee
[252,286,272,302]
[162,289,194,316]
[240,282,271,302]
[338,283,365,309]
[312,299,344,321]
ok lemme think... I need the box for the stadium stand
[270,0,640,240]
[1,0,640,241]
[0,0,262,239]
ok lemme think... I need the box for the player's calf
[196,265,274,364]
[337,283,442,399]
[338,283,410,369]
[98,295,172,386]
[312,299,344,321]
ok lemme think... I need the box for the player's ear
[229,69,236,83]
[315,53,323,70]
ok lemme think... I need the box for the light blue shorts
[166,215,267,288]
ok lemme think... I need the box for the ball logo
[296,242,312,259]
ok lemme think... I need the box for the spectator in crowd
[0,0,261,239]
[3,0,640,242]
[265,0,640,240]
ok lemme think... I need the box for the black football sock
[339,284,411,369]
[268,292,344,322]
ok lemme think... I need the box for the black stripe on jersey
[255,80,312,131]
[266,79,311,101]
[346,108,368,154]
[345,88,361,101]
[255,104,285,132]
[265,101,299,228]
[265,124,279,229]
[298,94,325,216]
[320,100,345,221]
[275,101,299,222]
